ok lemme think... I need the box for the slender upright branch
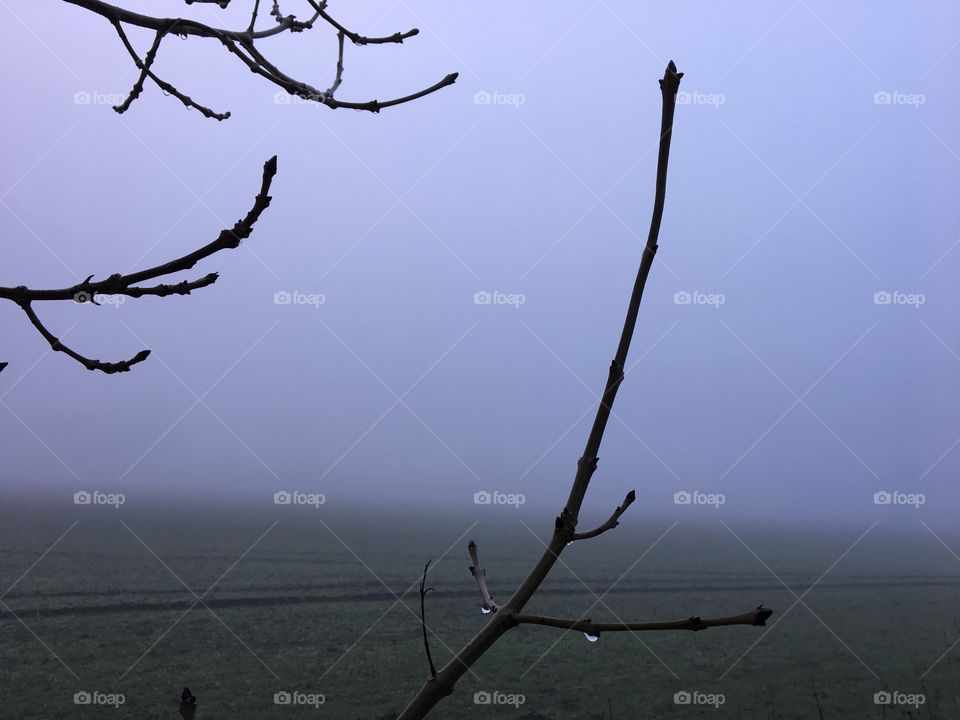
[419,561,437,678]
[60,0,457,117]
[398,61,772,720]
[0,157,278,374]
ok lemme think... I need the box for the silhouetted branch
[571,489,636,541]
[467,540,499,613]
[419,561,437,678]
[0,156,277,374]
[512,606,774,634]
[60,0,457,118]
[112,23,230,120]
[398,61,773,720]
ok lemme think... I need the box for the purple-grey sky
[1,1,958,527]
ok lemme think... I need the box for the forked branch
[61,0,457,118]
[0,157,277,374]
[398,61,774,720]
[571,489,636,541]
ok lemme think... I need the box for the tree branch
[18,302,151,374]
[398,61,773,720]
[512,606,774,635]
[1,156,277,373]
[420,561,438,679]
[61,0,457,117]
[467,540,499,613]
[571,490,636,541]
[111,22,230,120]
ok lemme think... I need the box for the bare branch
[324,30,345,99]
[1,156,278,374]
[61,0,457,117]
[512,606,774,635]
[18,302,151,374]
[112,28,163,115]
[398,61,773,720]
[419,561,438,679]
[571,490,636,541]
[111,22,230,120]
[467,541,499,613]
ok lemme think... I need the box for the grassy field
[0,502,957,719]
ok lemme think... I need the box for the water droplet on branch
[584,632,600,643]
[480,606,492,615]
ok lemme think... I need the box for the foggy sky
[1,1,958,529]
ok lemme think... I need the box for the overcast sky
[1,1,958,528]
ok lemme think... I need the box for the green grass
[0,504,957,719]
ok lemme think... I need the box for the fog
[1,1,958,531]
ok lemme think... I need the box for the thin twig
[419,561,437,678]
[571,490,636,541]
[512,606,774,635]
[467,541,498,613]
